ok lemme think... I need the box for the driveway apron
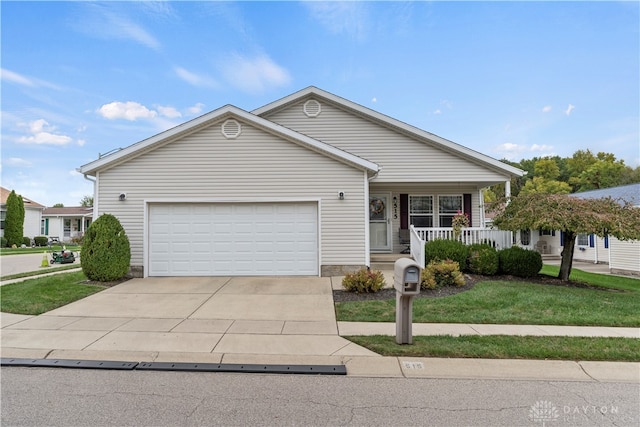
[1,276,377,358]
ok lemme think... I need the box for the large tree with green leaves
[492,193,640,281]
[4,190,25,247]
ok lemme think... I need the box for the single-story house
[0,186,45,241]
[41,206,93,243]
[515,183,640,276]
[79,86,524,277]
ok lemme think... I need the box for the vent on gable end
[303,99,321,118]
[221,119,242,139]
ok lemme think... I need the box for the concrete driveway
[1,276,377,361]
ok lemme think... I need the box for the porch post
[364,171,371,268]
[505,180,511,201]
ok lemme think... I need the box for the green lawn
[0,271,105,315]
[540,264,640,292]
[336,271,640,327]
[346,335,640,362]
[0,245,81,256]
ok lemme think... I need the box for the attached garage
[148,202,319,276]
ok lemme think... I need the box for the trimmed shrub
[4,190,24,247]
[81,214,131,282]
[467,244,499,276]
[425,239,469,271]
[498,246,543,278]
[34,236,48,247]
[342,268,386,293]
[1,237,7,248]
[22,237,31,246]
[421,259,465,290]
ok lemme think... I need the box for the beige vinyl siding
[96,118,367,271]
[371,184,482,252]
[263,100,509,184]
[609,238,640,274]
[24,208,42,238]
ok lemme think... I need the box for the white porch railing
[410,225,513,268]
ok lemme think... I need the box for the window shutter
[45,219,49,235]
[560,231,565,246]
[589,234,595,248]
[604,235,609,249]
[463,194,472,227]
[400,194,408,229]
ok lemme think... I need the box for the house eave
[253,86,525,179]
[79,104,379,176]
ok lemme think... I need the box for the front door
[369,193,391,252]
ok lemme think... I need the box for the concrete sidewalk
[1,273,639,381]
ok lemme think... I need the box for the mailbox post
[393,258,422,344]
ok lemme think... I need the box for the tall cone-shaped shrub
[81,214,131,281]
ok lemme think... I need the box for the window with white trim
[438,195,462,227]
[577,234,589,246]
[409,195,433,227]
[520,229,531,246]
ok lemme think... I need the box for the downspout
[594,236,598,264]
[82,173,97,220]
[365,169,380,268]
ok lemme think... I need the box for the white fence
[410,226,513,268]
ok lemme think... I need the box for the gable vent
[303,99,322,117]
[221,119,242,139]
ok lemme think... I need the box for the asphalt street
[2,367,638,426]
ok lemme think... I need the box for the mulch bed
[332,273,619,303]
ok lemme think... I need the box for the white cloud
[76,4,161,51]
[1,68,35,86]
[542,105,552,113]
[98,101,158,121]
[174,67,218,88]
[220,54,291,93]
[1,68,62,90]
[565,104,575,116]
[305,2,369,41]
[494,142,527,160]
[18,119,73,146]
[4,157,32,167]
[371,97,377,103]
[433,109,442,115]
[77,139,86,147]
[530,144,554,152]
[157,105,182,119]
[186,103,205,116]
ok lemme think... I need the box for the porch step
[370,253,411,271]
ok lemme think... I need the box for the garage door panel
[149,202,318,276]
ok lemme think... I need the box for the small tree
[4,190,24,247]
[81,214,131,281]
[79,195,93,207]
[492,193,640,281]
[53,203,64,208]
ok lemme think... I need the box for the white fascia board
[254,86,525,178]
[79,104,379,176]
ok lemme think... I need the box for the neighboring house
[520,183,640,276]
[41,206,93,242]
[0,186,45,240]
[78,86,524,277]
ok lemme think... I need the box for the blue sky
[2,1,639,207]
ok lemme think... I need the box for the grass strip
[345,335,640,362]
[336,281,640,327]
[0,271,105,315]
[0,264,80,281]
[0,246,81,256]
[540,265,640,292]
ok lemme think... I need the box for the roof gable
[0,186,45,208]
[79,105,378,176]
[253,87,525,178]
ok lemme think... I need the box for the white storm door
[369,194,391,252]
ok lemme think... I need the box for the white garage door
[148,202,318,276]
